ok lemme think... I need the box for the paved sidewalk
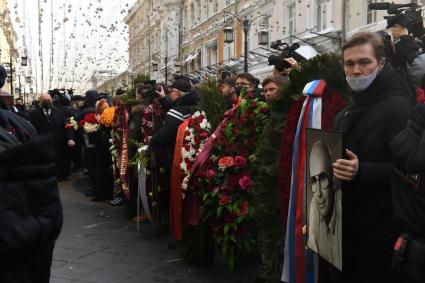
[50,172,258,283]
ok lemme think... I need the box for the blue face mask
[346,66,380,92]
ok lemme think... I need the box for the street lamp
[152,62,158,72]
[21,56,28,66]
[224,27,234,43]
[175,63,181,74]
[223,13,269,72]
[259,30,269,45]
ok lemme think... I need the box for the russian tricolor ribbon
[282,80,326,283]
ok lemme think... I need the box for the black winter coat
[28,107,73,156]
[333,65,414,282]
[0,133,63,283]
[150,90,198,156]
[390,103,425,237]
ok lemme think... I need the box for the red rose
[79,120,86,128]
[193,123,201,131]
[246,92,254,99]
[250,101,257,108]
[207,170,215,178]
[184,144,190,151]
[219,194,232,205]
[84,113,98,124]
[200,131,209,139]
[239,176,253,191]
[218,156,234,168]
[260,107,269,114]
[240,201,249,216]
[234,156,247,168]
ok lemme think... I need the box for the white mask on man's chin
[346,66,380,92]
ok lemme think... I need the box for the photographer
[150,78,197,155]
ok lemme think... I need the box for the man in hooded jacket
[329,32,415,283]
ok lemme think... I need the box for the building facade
[123,0,425,83]
[125,0,180,83]
[180,0,285,82]
[0,0,18,96]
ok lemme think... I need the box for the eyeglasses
[235,82,252,87]
[310,173,330,193]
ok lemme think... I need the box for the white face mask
[346,66,380,92]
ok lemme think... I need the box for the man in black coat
[330,32,415,283]
[389,103,425,283]
[150,78,198,155]
[29,93,75,181]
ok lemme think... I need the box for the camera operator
[387,16,425,92]
[369,2,425,96]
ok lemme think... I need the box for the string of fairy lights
[9,0,136,95]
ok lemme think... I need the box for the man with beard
[330,32,415,283]
[29,93,75,181]
[221,77,237,109]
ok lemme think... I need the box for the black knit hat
[171,79,191,93]
[0,65,7,89]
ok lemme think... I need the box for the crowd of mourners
[1,16,425,283]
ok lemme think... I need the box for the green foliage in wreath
[196,78,227,130]
[280,52,350,102]
[252,97,287,283]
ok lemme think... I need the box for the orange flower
[218,156,234,169]
[100,107,116,127]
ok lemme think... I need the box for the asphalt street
[50,172,258,283]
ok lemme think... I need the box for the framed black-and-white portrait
[306,128,343,271]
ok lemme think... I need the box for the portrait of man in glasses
[307,139,342,270]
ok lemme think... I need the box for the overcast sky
[8,0,137,95]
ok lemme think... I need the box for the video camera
[141,80,160,105]
[268,40,318,71]
[368,2,424,39]
[268,41,302,71]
